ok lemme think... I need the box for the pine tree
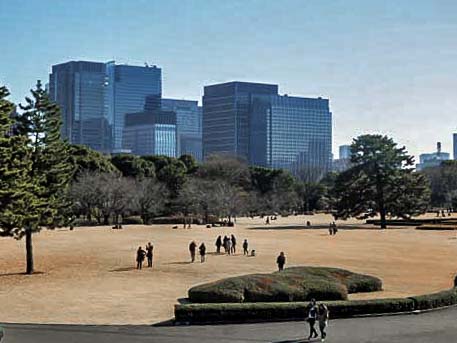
[0,86,32,237]
[15,81,73,274]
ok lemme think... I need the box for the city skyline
[1,0,457,159]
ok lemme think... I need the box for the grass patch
[188,266,382,303]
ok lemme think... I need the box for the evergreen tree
[15,81,73,274]
[0,86,32,237]
[332,134,430,229]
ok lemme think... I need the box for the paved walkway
[2,306,457,343]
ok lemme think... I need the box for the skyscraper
[202,81,278,160]
[339,145,351,159]
[49,61,112,152]
[161,98,202,161]
[453,133,457,160]
[250,94,332,180]
[106,63,162,152]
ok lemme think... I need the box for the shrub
[409,288,457,310]
[73,218,100,227]
[188,266,382,303]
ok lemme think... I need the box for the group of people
[188,241,207,263]
[436,208,453,217]
[136,242,154,269]
[306,298,330,341]
[188,235,253,263]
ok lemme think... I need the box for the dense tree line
[0,82,433,273]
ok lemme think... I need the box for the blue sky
[1,0,457,159]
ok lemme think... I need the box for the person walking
[199,242,206,263]
[306,299,319,341]
[189,241,197,263]
[136,246,146,270]
[243,239,249,255]
[231,234,237,254]
[215,236,222,254]
[226,238,232,255]
[276,252,286,271]
[223,236,229,253]
[318,303,329,341]
[146,242,154,268]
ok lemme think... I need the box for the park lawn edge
[174,287,457,324]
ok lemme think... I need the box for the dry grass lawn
[1,214,457,324]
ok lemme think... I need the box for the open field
[1,214,457,325]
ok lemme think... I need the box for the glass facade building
[250,95,332,180]
[107,63,162,152]
[123,110,177,157]
[49,61,112,153]
[161,98,202,161]
[202,81,278,160]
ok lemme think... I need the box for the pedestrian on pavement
[199,243,206,263]
[276,252,286,271]
[243,239,249,255]
[231,234,237,254]
[189,241,197,262]
[136,246,146,270]
[306,299,319,340]
[215,235,222,254]
[146,242,154,268]
[318,303,329,341]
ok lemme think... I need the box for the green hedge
[409,288,457,310]
[188,267,382,303]
[175,298,414,324]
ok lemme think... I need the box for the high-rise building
[416,142,450,171]
[122,107,177,157]
[339,145,351,159]
[50,60,161,154]
[202,81,279,160]
[161,98,202,161]
[106,63,162,152]
[49,61,112,152]
[250,94,332,180]
[453,133,457,160]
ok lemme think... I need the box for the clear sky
[1,0,456,160]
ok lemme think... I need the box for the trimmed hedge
[175,288,457,324]
[175,298,415,324]
[188,267,382,303]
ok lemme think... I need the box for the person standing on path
[136,246,146,270]
[243,239,249,255]
[306,299,319,341]
[146,242,154,268]
[215,236,222,254]
[231,234,237,254]
[276,252,286,271]
[189,241,197,262]
[199,243,206,263]
[317,303,329,341]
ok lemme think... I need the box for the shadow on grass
[109,267,136,272]
[165,261,194,265]
[0,271,44,278]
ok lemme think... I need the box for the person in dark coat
[231,234,237,254]
[243,239,249,255]
[276,252,286,271]
[306,299,319,340]
[189,241,197,262]
[223,236,229,253]
[215,236,222,254]
[199,243,207,263]
[146,242,154,267]
[136,246,146,270]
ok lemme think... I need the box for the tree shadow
[109,267,136,272]
[0,271,45,278]
[272,339,308,343]
[165,261,193,265]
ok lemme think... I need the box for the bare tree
[132,178,167,224]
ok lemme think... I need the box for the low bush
[174,298,414,324]
[188,266,382,303]
[73,218,100,227]
[409,288,457,310]
[122,216,143,225]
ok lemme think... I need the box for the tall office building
[202,81,278,160]
[123,102,177,157]
[339,145,351,159]
[453,133,457,160]
[161,98,202,161]
[250,94,332,179]
[50,60,161,153]
[106,63,162,152]
[416,142,450,171]
[49,61,112,152]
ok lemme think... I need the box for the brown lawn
[1,214,456,325]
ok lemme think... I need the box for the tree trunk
[380,208,387,229]
[25,227,34,274]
